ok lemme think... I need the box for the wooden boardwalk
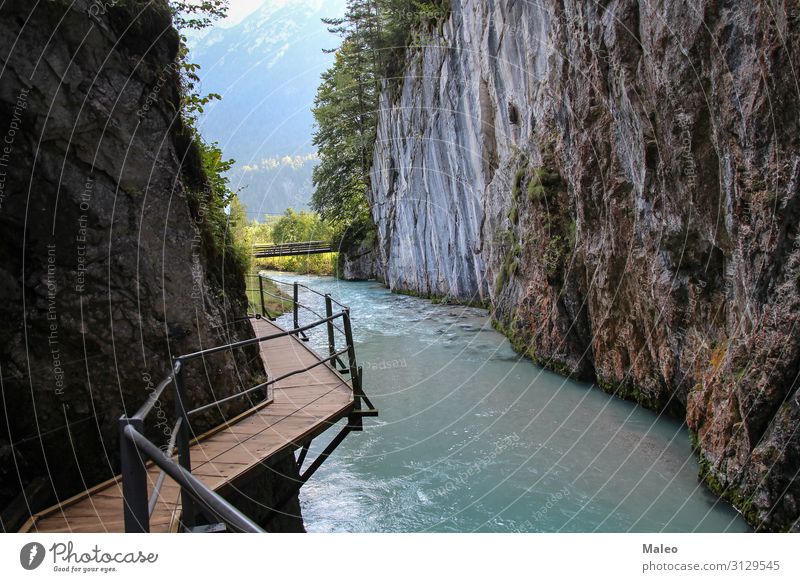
[19,319,354,533]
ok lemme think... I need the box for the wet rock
[371,0,800,530]
[0,0,272,522]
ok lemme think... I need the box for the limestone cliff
[370,0,800,531]
[0,0,301,531]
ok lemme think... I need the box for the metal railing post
[173,358,197,530]
[293,281,299,330]
[258,274,266,317]
[119,416,150,533]
[325,294,335,359]
[342,309,361,412]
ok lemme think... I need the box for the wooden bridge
[253,241,333,258]
[19,277,376,533]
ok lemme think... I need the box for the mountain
[188,0,346,216]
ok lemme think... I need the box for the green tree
[169,1,226,120]
[170,0,228,31]
[311,41,375,226]
[250,210,335,275]
[311,0,451,229]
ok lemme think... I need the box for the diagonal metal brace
[298,425,352,483]
[265,425,353,523]
[296,441,310,472]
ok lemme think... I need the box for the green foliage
[543,235,568,278]
[177,55,222,119]
[169,2,225,119]
[527,179,543,202]
[332,214,378,274]
[519,141,576,288]
[185,137,252,291]
[494,234,521,295]
[528,166,561,201]
[170,1,227,31]
[312,41,375,226]
[491,314,575,378]
[166,1,251,293]
[228,196,252,274]
[512,166,526,201]
[245,275,293,317]
[270,209,333,244]
[508,204,519,224]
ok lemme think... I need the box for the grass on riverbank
[245,274,293,317]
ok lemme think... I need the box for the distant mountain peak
[188,0,346,215]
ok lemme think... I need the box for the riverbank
[245,273,293,317]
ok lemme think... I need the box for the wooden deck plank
[23,318,355,533]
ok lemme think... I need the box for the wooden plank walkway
[19,319,354,533]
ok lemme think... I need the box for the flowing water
[267,273,750,533]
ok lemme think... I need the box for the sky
[219,0,272,27]
[186,0,281,28]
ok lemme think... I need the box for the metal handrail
[119,277,360,533]
[131,361,181,421]
[179,312,344,361]
[252,240,328,246]
[258,275,348,334]
[262,288,325,322]
[264,290,346,336]
[257,277,338,314]
[187,346,350,418]
[148,416,182,516]
[122,425,263,533]
[296,281,347,305]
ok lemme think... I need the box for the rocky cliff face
[0,0,301,528]
[370,0,800,531]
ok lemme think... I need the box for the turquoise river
[267,273,750,533]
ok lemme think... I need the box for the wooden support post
[173,359,196,530]
[119,417,149,533]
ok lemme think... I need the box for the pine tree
[311,0,451,227]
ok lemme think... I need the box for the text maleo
[643,544,678,554]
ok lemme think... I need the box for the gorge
[1,0,798,536]
[361,0,800,531]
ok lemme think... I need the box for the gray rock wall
[370,0,800,530]
[0,0,303,527]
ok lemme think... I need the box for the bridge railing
[252,240,334,258]
[118,278,362,533]
[251,240,330,251]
